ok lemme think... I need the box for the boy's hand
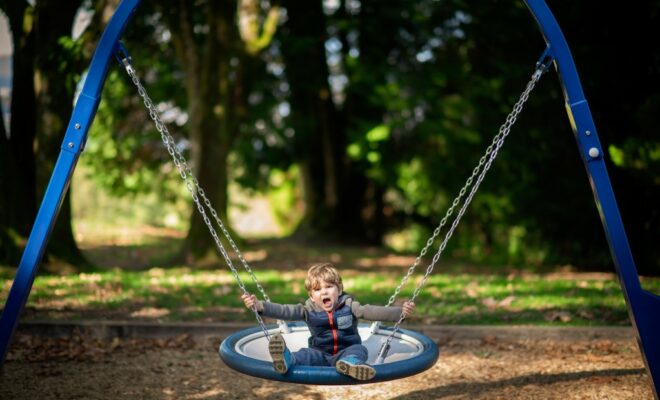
[242,293,258,310]
[402,301,416,318]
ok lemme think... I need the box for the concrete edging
[16,320,636,342]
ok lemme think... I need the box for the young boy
[242,262,415,381]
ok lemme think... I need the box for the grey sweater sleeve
[259,301,307,321]
[350,301,403,322]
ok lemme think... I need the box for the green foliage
[76,6,194,229]
[230,1,659,270]
[384,223,432,253]
[80,86,191,228]
[72,162,190,232]
[54,36,87,96]
[266,166,303,235]
[394,158,438,217]
[608,140,660,172]
[337,1,659,271]
[54,0,660,272]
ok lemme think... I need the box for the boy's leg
[268,334,294,374]
[334,344,376,381]
[269,335,331,373]
[292,348,332,366]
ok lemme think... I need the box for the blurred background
[0,0,658,277]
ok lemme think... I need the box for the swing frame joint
[115,41,134,73]
[535,45,555,77]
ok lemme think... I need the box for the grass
[4,190,658,327]
[3,259,657,326]
[6,155,643,327]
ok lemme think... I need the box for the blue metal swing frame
[0,0,658,394]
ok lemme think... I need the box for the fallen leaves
[2,332,651,400]
[590,340,618,354]
[464,280,481,298]
[481,295,517,310]
[6,332,195,363]
[130,307,171,318]
[482,334,498,345]
[544,310,573,323]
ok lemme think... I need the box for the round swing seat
[219,322,439,385]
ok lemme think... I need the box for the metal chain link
[375,67,545,363]
[120,58,272,339]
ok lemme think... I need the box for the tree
[0,82,18,262]
[0,1,37,264]
[277,0,391,244]
[0,0,89,268]
[33,0,86,265]
[272,0,659,271]
[159,0,280,259]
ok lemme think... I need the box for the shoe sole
[336,360,376,381]
[269,334,288,374]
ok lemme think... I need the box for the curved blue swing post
[524,0,660,396]
[0,0,142,364]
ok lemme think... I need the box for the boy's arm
[259,301,307,321]
[351,301,404,322]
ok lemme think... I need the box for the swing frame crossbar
[0,0,657,396]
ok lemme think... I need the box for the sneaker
[268,333,292,374]
[335,356,376,381]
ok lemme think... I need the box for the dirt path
[1,331,653,399]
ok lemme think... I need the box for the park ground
[0,324,653,399]
[1,226,657,399]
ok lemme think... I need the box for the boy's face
[309,281,342,312]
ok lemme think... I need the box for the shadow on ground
[390,368,646,399]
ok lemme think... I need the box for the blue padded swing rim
[219,322,439,385]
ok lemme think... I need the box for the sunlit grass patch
[3,267,658,325]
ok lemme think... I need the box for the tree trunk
[0,1,88,268]
[32,0,88,267]
[281,0,371,243]
[163,0,240,260]
[0,1,37,265]
[338,0,406,243]
[162,0,278,260]
[0,1,37,240]
[0,85,19,263]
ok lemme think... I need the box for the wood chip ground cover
[1,332,653,399]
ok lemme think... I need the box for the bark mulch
[0,327,654,399]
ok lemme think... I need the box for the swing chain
[120,58,272,339]
[375,64,545,364]
[120,58,270,301]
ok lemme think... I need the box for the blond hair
[305,263,343,293]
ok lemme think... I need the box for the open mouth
[322,297,332,308]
